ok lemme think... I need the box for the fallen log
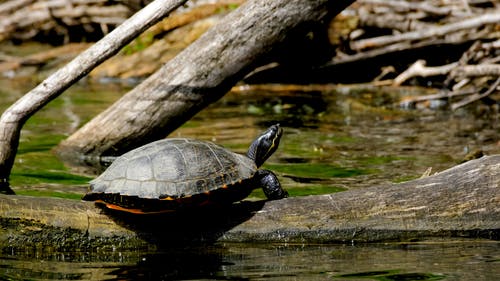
[1,155,499,251]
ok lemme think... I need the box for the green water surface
[1,74,499,280]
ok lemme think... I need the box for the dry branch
[351,13,500,51]
[451,77,500,110]
[450,64,500,78]
[393,60,458,86]
[0,43,91,73]
[359,0,470,16]
[357,9,433,32]
[0,0,34,14]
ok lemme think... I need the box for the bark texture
[1,155,499,250]
[55,0,355,164]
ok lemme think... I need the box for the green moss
[122,33,155,55]
[180,120,202,129]
[216,3,240,14]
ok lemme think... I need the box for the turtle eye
[248,124,282,167]
[262,126,282,160]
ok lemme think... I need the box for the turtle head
[247,124,283,167]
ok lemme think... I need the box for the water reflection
[1,242,499,280]
[1,79,499,280]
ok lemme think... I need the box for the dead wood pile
[0,0,243,78]
[338,0,499,109]
[0,0,141,43]
[0,0,498,109]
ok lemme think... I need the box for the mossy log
[1,155,499,251]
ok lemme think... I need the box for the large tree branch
[55,0,355,165]
[0,0,187,188]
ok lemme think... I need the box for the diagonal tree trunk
[55,0,355,166]
[0,0,188,190]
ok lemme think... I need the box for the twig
[359,0,468,16]
[393,60,458,86]
[351,12,500,51]
[0,0,34,14]
[451,77,500,110]
[450,64,500,78]
[357,9,433,32]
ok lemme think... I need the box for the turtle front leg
[255,169,288,200]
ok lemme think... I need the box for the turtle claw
[256,169,288,200]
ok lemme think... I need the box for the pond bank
[1,155,499,251]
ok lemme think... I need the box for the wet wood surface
[1,155,499,250]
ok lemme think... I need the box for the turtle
[82,124,288,214]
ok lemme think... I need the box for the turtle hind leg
[255,169,288,200]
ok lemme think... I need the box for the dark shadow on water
[1,201,266,279]
[1,243,237,281]
[101,200,266,248]
[107,247,246,281]
[338,270,446,281]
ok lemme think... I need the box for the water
[0,77,499,280]
[2,242,499,280]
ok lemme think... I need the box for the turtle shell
[83,138,257,214]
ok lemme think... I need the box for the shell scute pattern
[89,138,257,200]
[125,155,154,182]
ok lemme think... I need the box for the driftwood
[351,13,500,52]
[0,43,92,74]
[0,1,245,78]
[330,0,499,63]
[395,39,500,110]
[0,0,140,43]
[238,0,498,104]
[54,0,355,164]
[0,0,188,189]
[329,0,500,110]
[1,155,499,250]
